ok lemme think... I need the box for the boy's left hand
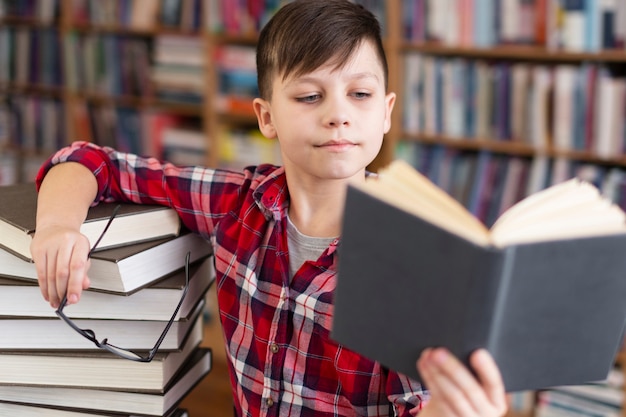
[411,348,508,417]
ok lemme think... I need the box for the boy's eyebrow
[286,71,381,87]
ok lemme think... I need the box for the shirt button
[270,343,279,354]
[266,398,274,407]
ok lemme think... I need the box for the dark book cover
[332,185,626,392]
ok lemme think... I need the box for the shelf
[402,134,538,157]
[68,23,202,36]
[75,92,205,115]
[211,33,259,46]
[403,134,626,167]
[0,83,64,97]
[0,17,58,27]
[403,43,626,63]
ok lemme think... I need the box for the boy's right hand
[30,225,92,309]
[32,161,99,309]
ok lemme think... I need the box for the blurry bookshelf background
[2,0,626,416]
[0,0,281,186]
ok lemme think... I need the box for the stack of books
[535,367,624,417]
[0,183,214,416]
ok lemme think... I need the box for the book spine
[460,247,506,363]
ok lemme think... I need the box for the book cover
[332,161,626,392]
[0,183,181,261]
[0,347,212,416]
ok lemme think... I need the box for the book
[535,389,621,417]
[0,256,214,320]
[0,404,189,417]
[0,183,182,262]
[332,160,626,392]
[0,347,211,416]
[547,366,625,408]
[0,298,204,351]
[0,316,202,391]
[0,230,213,294]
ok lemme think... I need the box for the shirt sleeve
[35,141,247,239]
[386,370,430,416]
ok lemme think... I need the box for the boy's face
[253,40,396,183]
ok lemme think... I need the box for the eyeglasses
[55,205,190,362]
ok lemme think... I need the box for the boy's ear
[383,92,396,134]
[253,98,277,139]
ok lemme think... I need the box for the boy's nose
[323,96,351,127]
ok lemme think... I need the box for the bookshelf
[385,1,626,223]
[0,0,283,185]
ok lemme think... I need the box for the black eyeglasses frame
[55,205,190,362]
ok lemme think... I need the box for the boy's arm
[31,162,98,308]
[413,348,507,417]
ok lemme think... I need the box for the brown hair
[256,0,388,100]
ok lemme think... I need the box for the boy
[31,1,507,416]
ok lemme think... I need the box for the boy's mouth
[315,139,358,151]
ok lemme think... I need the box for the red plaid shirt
[37,141,428,416]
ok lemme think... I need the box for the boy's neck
[287,181,347,239]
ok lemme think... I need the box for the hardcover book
[0,230,213,294]
[0,183,181,262]
[0,256,214,320]
[0,299,204,351]
[0,347,211,416]
[0,404,189,417]
[0,315,202,391]
[332,160,626,392]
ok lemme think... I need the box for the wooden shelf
[403,42,626,63]
[0,17,58,27]
[68,23,202,36]
[75,92,205,116]
[403,133,626,166]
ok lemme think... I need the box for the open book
[359,160,626,247]
[332,160,626,392]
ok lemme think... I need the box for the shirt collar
[252,166,372,250]
[252,165,289,221]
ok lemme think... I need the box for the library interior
[1,1,626,416]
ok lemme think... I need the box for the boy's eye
[352,91,372,99]
[296,94,321,103]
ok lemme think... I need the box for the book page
[359,160,491,246]
[490,178,598,232]
[491,179,626,246]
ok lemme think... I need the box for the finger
[470,349,507,413]
[82,261,91,290]
[418,348,476,416]
[50,247,70,308]
[31,245,47,296]
[45,249,64,308]
[66,241,91,304]
[33,250,49,302]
